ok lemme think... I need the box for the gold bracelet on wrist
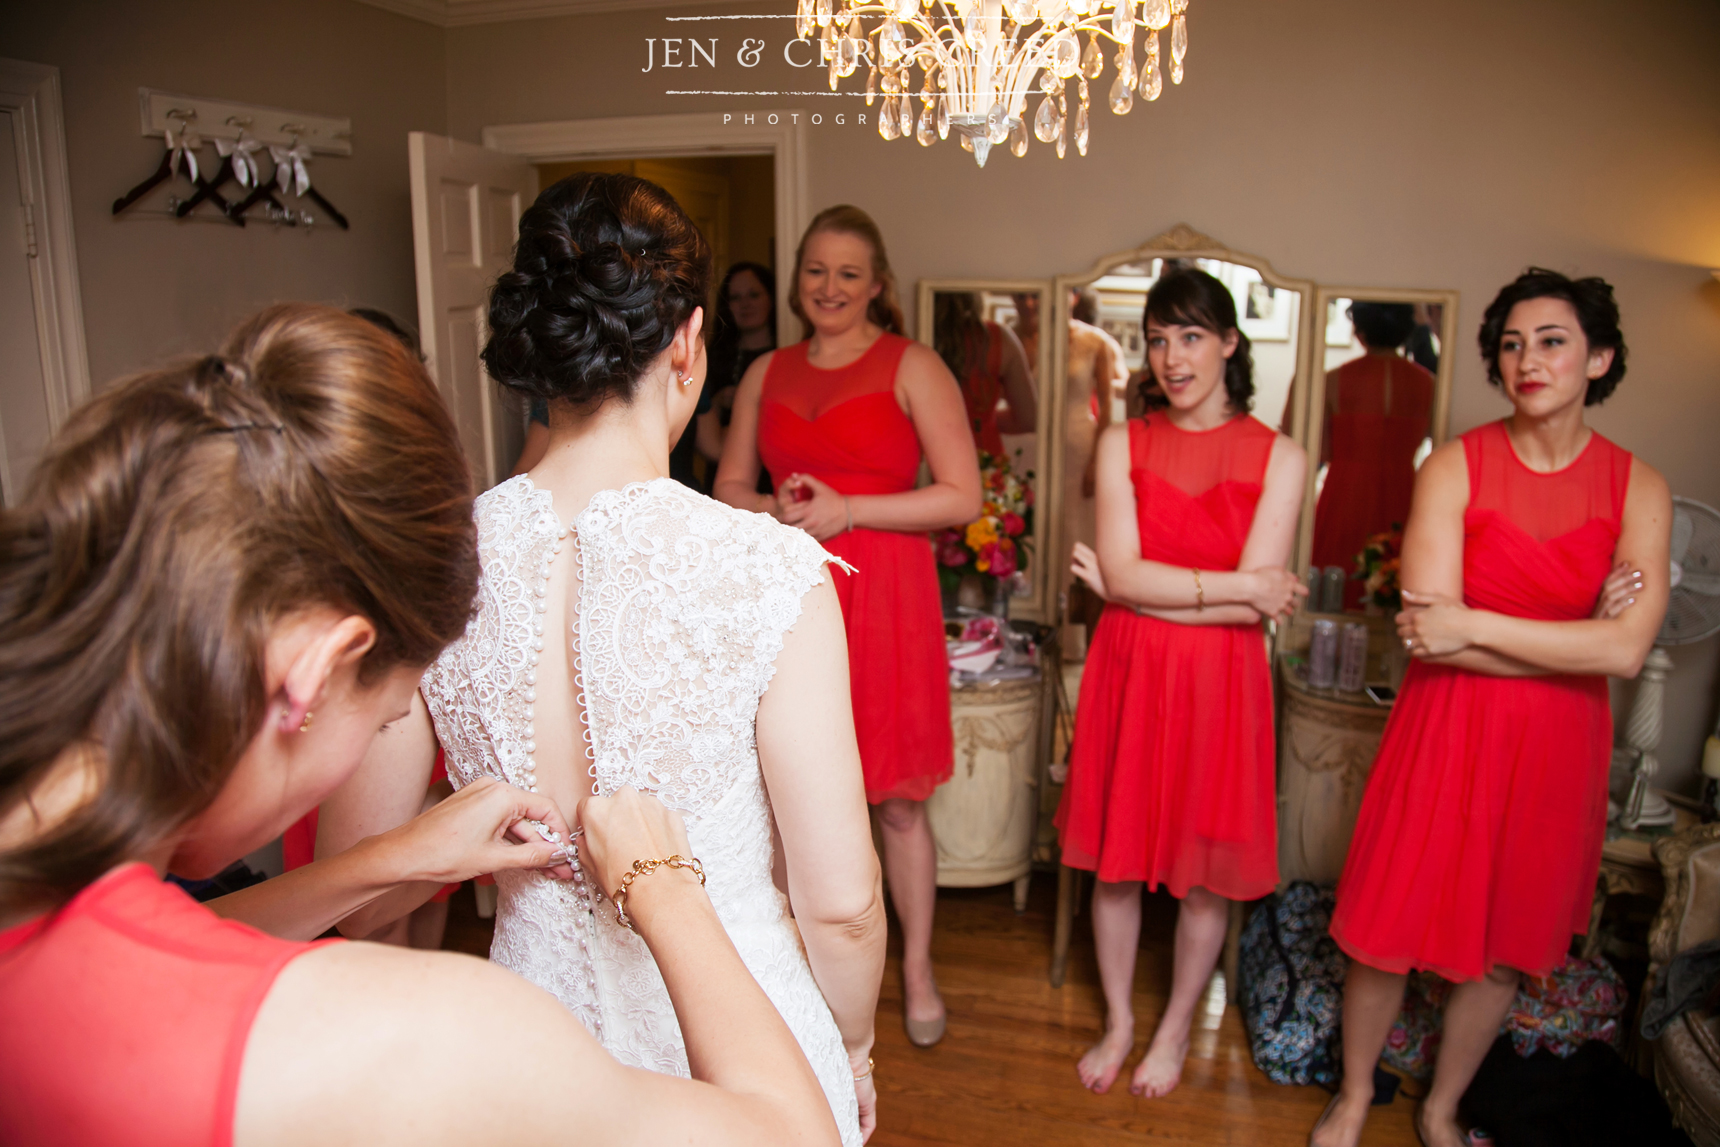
[611,854,706,932]
[844,496,853,534]
[852,1055,875,1082]
[1192,568,1205,611]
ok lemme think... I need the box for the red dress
[758,334,954,804]
[957,321,1007,458]
[0,864,332,1147]
[1055,413,1280,899]
[1311,354,1434,609]
[1330,421,1632,981]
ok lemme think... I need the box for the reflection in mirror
[1309,295,1449,611]
[931,290,1039,477]
[919,281,1052,622]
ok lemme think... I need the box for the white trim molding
[356,0,735,27]
[483,111,808,347]
[0,59,90,427]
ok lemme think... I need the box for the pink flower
[989,540,1018,578]
[1001,512,1025,537]
[936,530,969,567]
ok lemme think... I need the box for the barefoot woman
[1058,269,1307,1097]
[1312,269,1670,1147]
[717,205,981,1047]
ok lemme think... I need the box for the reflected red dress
[1330,421,1632,981]
[1055,413,1279,899]
[1311,354,1434,609]
[758,334,954,804]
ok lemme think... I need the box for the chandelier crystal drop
[792,0,1193,166]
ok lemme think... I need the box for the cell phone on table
[1364,685,1397,705]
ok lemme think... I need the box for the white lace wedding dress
[422,476,861,1145]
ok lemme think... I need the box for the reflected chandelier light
[793,0,1190,166]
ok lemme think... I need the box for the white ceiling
[355,0,742,27]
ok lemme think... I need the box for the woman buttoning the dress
[318,175,886,1144]
[1057,268,1308,1098]
[0,304,850,1147]
[1312,270,1669,1147]
[716,205,982,1049]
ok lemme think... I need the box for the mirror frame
[1046,225,1318,623]
[1298,285,1459,575]
[915,278,1055,623]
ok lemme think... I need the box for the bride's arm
[757,572,887,1102]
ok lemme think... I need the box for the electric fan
[1616,496,1720,829]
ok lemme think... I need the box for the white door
[408,132,536,490]
[0,111,53,506]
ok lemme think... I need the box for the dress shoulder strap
[1128,415,1151,472]
[1587,431,1634,528]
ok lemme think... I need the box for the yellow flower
[966,518,999,550]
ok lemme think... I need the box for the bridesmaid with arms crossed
[1059,269,1307,1098]
[717,205,982,1047]
[1312,269,1670,1147]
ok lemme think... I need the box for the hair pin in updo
[207,423,285,435]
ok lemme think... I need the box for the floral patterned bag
[1240,882,1345,1087]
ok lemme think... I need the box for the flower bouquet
[1354,524,1404,613]
[935,451,1034,601]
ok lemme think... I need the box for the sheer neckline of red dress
[767,335,905,422]
[1133,412,1272,501]
[1497,424,1599,478]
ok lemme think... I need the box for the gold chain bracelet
[612,854,706,932]
[1192,567,1206,611]
[852,1056,875,1082]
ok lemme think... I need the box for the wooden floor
[444,872,1421,1145]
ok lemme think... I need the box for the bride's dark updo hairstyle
[1138,267,1255,414]
[482,173,712,409]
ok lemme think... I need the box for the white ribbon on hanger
[270,142,313,197]
[215,135,264,188]
[165,119,202,183]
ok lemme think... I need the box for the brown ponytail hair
[0,304,479,913]
[789,204,906,340]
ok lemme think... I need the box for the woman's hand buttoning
[573,786,701,910]
[399,776,578,884]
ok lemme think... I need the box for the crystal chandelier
[795,0,1190,166]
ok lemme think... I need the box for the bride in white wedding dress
[319,173,885,1144]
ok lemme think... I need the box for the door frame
[482,112,807,346]
[0,59,89,433]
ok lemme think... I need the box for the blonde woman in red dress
[717,205,981,1048]
[1313,269,1670,1147]
[1058,268,1307,1098]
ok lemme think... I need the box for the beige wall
[448,0,1720,791]
[2,0,447,386]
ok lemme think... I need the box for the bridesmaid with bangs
[1058,268,1308,1098]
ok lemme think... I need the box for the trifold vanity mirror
[918,226,1459,630]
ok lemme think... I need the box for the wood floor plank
[444,873,1420,1144]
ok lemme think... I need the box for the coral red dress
[1055,412,1280,899]
[956,321,1007,458]
[757,334,954,804]
[1311,354,1434,609]
[1330,421,1632,982]
[0,864,332,1147]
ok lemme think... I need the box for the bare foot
[1309,1088,1371,1147]
[1129,1023,1189,1098]
[1076,1021,1134,1093]
[1416,1104,1469,1147]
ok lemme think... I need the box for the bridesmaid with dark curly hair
[1313,269,1670,1147]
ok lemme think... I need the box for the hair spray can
[1309,619,1338,689]
[1338,623,1369,692]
